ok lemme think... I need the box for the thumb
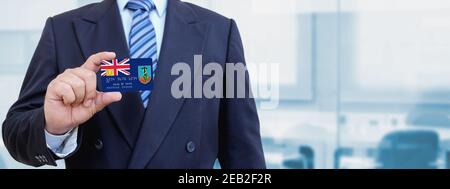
[94,92,122,112]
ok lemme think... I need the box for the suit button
[186,141,195,153]
[95,139,103,150]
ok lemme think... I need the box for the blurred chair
[376,130,439,169]
[446,151,450,169]
[334,147,353,169]
[283,146,314,169]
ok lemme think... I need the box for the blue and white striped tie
[126,0,157,108]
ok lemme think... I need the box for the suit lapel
[73,0,145,149]
[128,0,210,168]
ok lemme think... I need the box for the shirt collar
[117,0,168,17]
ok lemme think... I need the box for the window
[338,0,450,169]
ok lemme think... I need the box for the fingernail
[84,99,93,107]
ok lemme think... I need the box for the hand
[44,52,122,135]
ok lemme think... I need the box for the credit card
[99,58,153,92]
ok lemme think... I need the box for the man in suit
[2,0,265,169]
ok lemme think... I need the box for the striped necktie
[126,0,157,108]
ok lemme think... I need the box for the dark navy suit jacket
[2,0,265,169]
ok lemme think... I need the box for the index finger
[82,52,116,72]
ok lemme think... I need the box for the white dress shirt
[45,0,167,158]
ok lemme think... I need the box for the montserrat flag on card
[100,58,153,92]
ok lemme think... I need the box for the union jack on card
[100,58,131,76]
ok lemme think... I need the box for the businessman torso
[2,0,265,169]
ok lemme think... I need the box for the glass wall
[0,0,449,169]
[338,0,450,169]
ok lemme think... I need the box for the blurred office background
[1,0,450,169]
